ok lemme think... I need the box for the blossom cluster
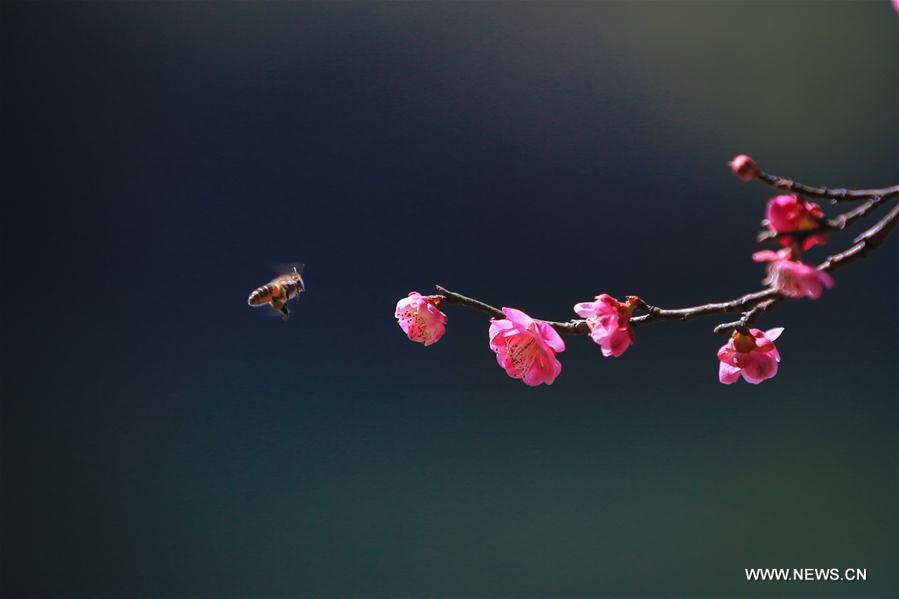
[393,291,638,387]
[731,155,835,303]
[393,154,847,387]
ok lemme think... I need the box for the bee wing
[274,262,305,276]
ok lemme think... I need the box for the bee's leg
[269,299,282,318]
[271,300,289,320]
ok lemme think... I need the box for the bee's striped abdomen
[248,283,283,306]
[247,285,269,306]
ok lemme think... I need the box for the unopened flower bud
[730,154,759,181]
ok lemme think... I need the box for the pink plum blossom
[729,154,759,181]
[395,292,447,346]
[488,307,565,386]
[718,327,784,385]
[573,294,637,357]
[753,250,834,299]
[765,194,827,250]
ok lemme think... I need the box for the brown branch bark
[629,288,778,327]
[435,285,589,335]
[712,298,780,334]
[817,203,899,273]
[754,170,899,202]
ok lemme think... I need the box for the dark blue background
[2,2,896,597]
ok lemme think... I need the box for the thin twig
[630,288,779,327]
[712,298,779,334]
[755,170,899,203]
[435,285,590,336]
[817,203,899,272]
[434,285,504,319]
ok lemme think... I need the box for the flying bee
[247,264,305,320]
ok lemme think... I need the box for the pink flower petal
[536,321,566,354]
[764,327,784,341]
[501,307,534,329]
[573,302,596,319]
[752,250,781,262]
[741,353,778,384]
[719,362,742,384]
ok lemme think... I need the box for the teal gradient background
[2,2,896,597]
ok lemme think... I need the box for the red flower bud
[730,154,759,181]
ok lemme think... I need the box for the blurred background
[2,2,896,597]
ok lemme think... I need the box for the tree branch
[433,201,899,339]
[435,285,589,335]
[754,170,899,202]
[817,203,899,273]
[709,205,899,334]
[712,298,779,334]
[629,288,778,327]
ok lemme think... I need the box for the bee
[247,264,305,320]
